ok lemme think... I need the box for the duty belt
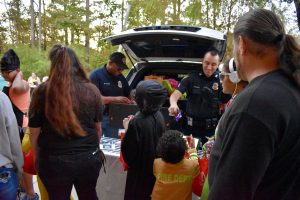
[187,116,218,130]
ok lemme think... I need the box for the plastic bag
[192,157,208,196]
[119,131,128,171]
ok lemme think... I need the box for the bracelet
[189,152,198,160]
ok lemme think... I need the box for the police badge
[212,82,219,91]
[118,81,123,88]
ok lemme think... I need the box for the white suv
[104,25,227,128]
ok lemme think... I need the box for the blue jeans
[102,116,119,138]
[37,149,102,200]
[0,167,18,200]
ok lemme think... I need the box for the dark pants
[37,149,102,200]
[102,116,119,138]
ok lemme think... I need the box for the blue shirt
[177,71,226,118]
[89,64,131,114]
[90,64,131,97]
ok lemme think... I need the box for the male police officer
[169,49,230,144]
[90,52,132,138]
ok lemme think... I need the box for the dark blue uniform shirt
[90,64,131,114]
[178,71,229,119]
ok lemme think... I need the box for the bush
[0,44,128,79]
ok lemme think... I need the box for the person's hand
[186,134,195,149]
[188,148,197,154]
[168,104,179,116]
[123,115,134,131]
[15,70,23,79]
[116,96,133,104]
[131,100,137,105]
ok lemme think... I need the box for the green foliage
[0,44,49,79]
[0,0,299,69]
[0,43,125,80]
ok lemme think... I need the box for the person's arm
[11,71,29,94]
[28,87,42,158]
[102,77,133,104]
[29,127,41,157]
[2,94,24,178]
[208,113,274,200]
[95,122,102,141]
[101,95,132,105]
[169,76,189,116]
[93,84,103,141]
[168,90,182,116]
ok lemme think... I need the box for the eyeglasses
[219,72,231,80]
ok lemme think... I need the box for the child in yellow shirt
[151,130,199,200]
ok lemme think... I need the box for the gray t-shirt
[0,91,23,178]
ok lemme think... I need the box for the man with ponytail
[208,9,300,200]
[29,44,103,199]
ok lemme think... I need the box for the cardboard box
[144,75,163,84]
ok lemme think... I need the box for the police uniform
[90,64,131,138]
[177,71,230,144]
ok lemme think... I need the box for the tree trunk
[294,0,300,30]
[85,0,90,63]
[3,0,14,44]
[64,3,68,45]
[121,0,124,31]
[71,29,74,45]
[205,0,209,27]
[38,0,42,50]
[30,0,35,48]
[42,0,47,50]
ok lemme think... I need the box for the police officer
[168,49,230,144]
[90,52,133,138]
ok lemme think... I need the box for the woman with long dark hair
[29,44,103,200]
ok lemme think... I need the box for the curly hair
[156,130,187,164]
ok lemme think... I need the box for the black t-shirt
[178,71,230,118]
[29,81,102,156]
[208,70,300,200]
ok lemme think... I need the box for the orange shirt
[152,158,199,200]
[9,80,30,127]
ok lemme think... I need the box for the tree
[6,0,30,45]
[293,0,300,30]
[30,0,35,48]
[38,0,42,50]
[85,0,90,63]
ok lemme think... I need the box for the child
[122,80,168,200]
[151,130,200,200]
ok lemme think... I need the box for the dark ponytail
[280,35,300,86]
[45,44,86,137]
[234,8,300,87]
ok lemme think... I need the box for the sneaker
[21,193,39,200]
